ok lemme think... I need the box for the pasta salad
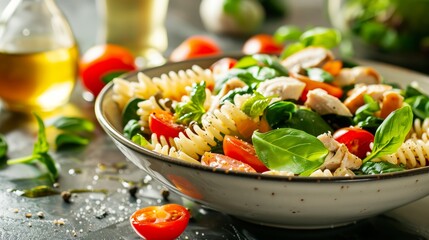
[112,46,429,177]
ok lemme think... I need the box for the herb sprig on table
[0,114,95,182]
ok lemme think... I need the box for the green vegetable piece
[241,92,275,118]
[305,68,333,83]
[265,101,297,129]
[252,54,289,76]
[274,25,302,43]
[219,86,253,105]
[37,153,58,181]
[364,105,413,163]
[19,185,59,198]
[175,81,207,125]
[0,134,7,160]
[287,109,333,136]
[360,161,405,175]
[34,114,50,155]
[124,119,142,139]
[52,116,95,133]
[55,133,90,149]
[122,98,144,127]
[252,128,328,174]
[214,68,261,93]
[131,133,152,149]
[299,27,341,49]
[280,42,305,59]
[101,71,127,84]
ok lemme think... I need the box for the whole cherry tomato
[169,36,222,62]
[130,203,190,240]
[223,135,269,173]
[80,44,136,97]
[201,152,257,173]
[242,34,284,55]
[149,110,186,139]
[333,127,374,159]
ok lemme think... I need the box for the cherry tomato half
[333,127,374,159]
[169,36,222,62]
[149,110,186,139]
[80,44,136,97]
[242,34,284,55]
[130,203,190,240]
[223,135,269,173]
[201,152,257,173]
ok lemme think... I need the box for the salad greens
[252,128,328,175]
[175,81,207,125]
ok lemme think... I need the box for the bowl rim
[94,55,429,183]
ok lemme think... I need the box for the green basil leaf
[33,114,49,154]
[123,119,142,139]
[234,55,259,69]
[252,128,328,174]
[52,116,95,133]
[214,68,262,93]
[274,25,302,43]
[0,134,7,160]
[219,86,253,105]
[360,161,405,175]
[19,185,59,198]
[265,101,297,129]
[252,54,289,76]
[280,42,305,59]
[37,152,58,181]
[131,133,151,149]
[278,109,333,137]
[101,71,127,84]
[223,0,240,15]
[122,98,144,127]
[241,92,274,118]
[364,105,413,163]
[175,81,207,125]
[299,27,341,49]
[405,95,429,119]
[55,133,90,149]
[305,68,333,83]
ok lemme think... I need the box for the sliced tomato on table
[149,109,186,139]
[201,152,257,173]
[223,135,269,173]
[169,35,222,62]
[130,203,190,240]
[333,127,374,159]
[242,34,284,55]
[80,44,136,97]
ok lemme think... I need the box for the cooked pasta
[137,96,167,133]
[376,139,429,168]
[408,118,429,141]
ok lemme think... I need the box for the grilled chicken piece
[305,89,352,117]
[333,66,382,87]
[317,132,362,171]
[257,76,305,100]
[343,84,393,114]
[379,91,404,118]
[281,47,334,73]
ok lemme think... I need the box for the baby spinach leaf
[214,68,262,93]
[364,105,413,163]
[265,101,297,129]
[359,161,405,175]
[405,95,429,119]
[51,116,95,133]
[175,81,207,125]
[131,133,152,149]
[34,114,49,154]
[299,27,341,49]
[274,25,303,43]
[280,42,305,59]
[219,86,253,105]
[252,128,328,174]
[122,98,144,127]
[241,92,275,118]
[123,119,142,139]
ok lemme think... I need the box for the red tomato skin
[130,204,190,240]
[242,34,283,55]
[333,128,375,159]
[210,57,238,75]
[201,152,257,173]
[170,36,222,62]
[149,110,186,139]
[80,44,136,96]
[223,135,269,173]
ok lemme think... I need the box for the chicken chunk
[281,47,334,73]
[379,91,404,118]
[305,89,352,117]
[333,67,382,87]
[343,84,393,114]
[257,76,305,100]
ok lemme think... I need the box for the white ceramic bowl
[95,56,429,229]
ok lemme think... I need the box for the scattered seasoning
[25,213,32,218]
[28,222,32,227]
[71,229,77,237]
[12,208,19,213]
[37,211,45,219]
[94,209,109,219]
[53,182,60,188]
[53,218,65,226]
[161,188,170,201]
[61,191,72,203]
[68,168,82,175]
